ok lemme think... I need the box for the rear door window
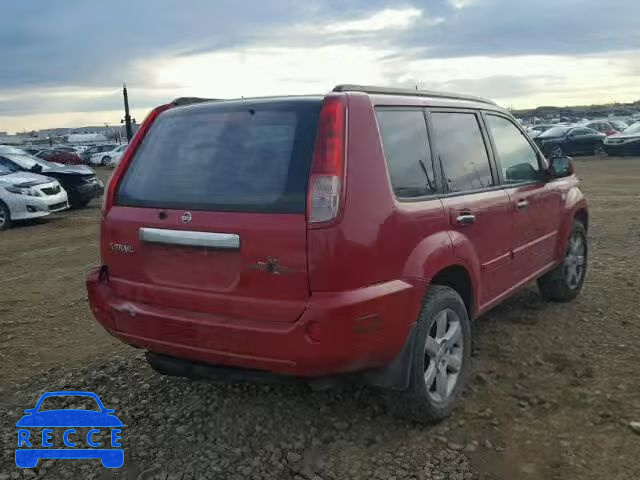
[116,98,321,213]
[376,109,436,198]
[430,112,494,193]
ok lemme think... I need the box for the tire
[146,351,194,378]
[385,285,472,424]
[538,220,587,302]
[101,156,111,166]
[593,143,606,156]
[100,450,124,468]
[14,451,38,468]
[70,197,91,209]
[0,201,11,231]
[549,145,564,158]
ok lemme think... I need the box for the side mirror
[547,156,574,179]
[30,164,43,173]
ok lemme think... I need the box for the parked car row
[87,144,128,166]
[526,120,640,156]
[534,126,606,157]
[603,121,640,156]
[0,145,104,230]
[20,143,129,167]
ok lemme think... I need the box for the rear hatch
[103,97,322,323]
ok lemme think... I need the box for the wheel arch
[429,264,475,320]
[0,199,11,225]
[574,207,589,231]
[556,191,588,259]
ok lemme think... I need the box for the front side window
[430,112,493,193]
[572,128,591,136]
[376,109,435,198]
[486,115,541,183]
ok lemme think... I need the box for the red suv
[87,85,588,423]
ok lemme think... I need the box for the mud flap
[359,323,417,391]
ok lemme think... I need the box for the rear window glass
[116,98,322,213]
[376,109,436,198]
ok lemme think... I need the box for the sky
[0,0,638,133]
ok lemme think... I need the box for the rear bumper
[86,267,422,378]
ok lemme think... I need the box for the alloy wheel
[565,232,585,289]
[424,308,464,403]
[551,146,563,157]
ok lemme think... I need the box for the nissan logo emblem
[181,212,192,224]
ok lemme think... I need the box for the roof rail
[171,97,218,107]
[332,84,497,106]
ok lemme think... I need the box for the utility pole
[122,84,134,142]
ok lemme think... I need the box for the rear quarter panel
[307,92,462,324]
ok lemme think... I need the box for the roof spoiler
[170,97,219,107]
[333,84,497,106]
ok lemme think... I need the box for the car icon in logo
[15,391,124,468]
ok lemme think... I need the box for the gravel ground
[1,157,640,479]
[1,354,478,480]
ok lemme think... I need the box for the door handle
[456,214,476,225]
[516,199,529,210]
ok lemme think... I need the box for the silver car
[0,163,69,230]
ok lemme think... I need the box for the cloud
[0,88,174,117]
[396,0,640,58]
[448,0,475,9]
[323,8,425,33]
[0,0,638,132]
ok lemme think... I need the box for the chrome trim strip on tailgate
[139,228,240,249]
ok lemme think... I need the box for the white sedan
[105,144,129,167]
[89,144,128,166]
[0,163,69,230]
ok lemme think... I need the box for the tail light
[102,103,172,216]
[307,95,346,225]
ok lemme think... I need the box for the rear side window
[116,99,321,213]
[430,112,493,193]
[376,109,435,198]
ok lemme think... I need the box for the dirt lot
[1,158,639,479]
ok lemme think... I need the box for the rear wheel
[538,220,587,302]
[0,201,11,231]
[385,285,472,424]
[70,196,91,209]
[101,156,111,166]
[550,145,564,158]
[593,143,606,156]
